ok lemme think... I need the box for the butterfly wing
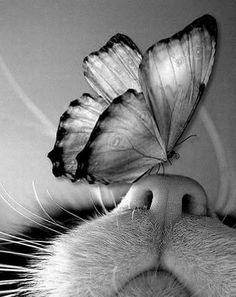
[83,33,142,102]
[48,94,108,179]
[48,34,143,180]
[139,14,217,153]
[75,89,167,184]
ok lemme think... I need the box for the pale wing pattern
[83,33,142,103]
[139,15,217,153]
[76,90,167,184]
[48,94,108,179]
[48,34,143,180]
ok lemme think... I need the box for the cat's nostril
[182,194,192,214]
[130,190,153,210]
[182,194,207,216]
[141,190,153,210]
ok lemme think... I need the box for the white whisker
[1,183,64,230]
[0,239,46,248]
[1,294,21,297]
[94,186,108,215]
[90,200,102,218]
[47,190,87,223]
[0,249,40,259]
[3,291,22,297]
[0,279,28,286]
[0,231,45,248]
[220,213,228,224]
[88,188,105,216]
[0,264,33,272]
[114,211,119,228]
[32,181,69,231]
[0,287,31,295]
[131,209,136,221]
[0,236,47,253]
[0,190,62,235]
[109,188,117,209]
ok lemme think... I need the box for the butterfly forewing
[48,94,108,178]
[48,34,143,180]
[139,14,217,153]
[76,90,167,183]
[83,34,142,103]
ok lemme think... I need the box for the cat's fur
[1,175,236,296]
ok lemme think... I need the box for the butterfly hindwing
[76,89,167,183]
[48,94,108,179]
[48,34,143,180]
[139,14,217,153]
[83,33,142,102]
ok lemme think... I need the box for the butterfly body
[48,15,217,184]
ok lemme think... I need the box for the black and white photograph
[0,0,236,296]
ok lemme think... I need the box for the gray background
[0,0,235,231]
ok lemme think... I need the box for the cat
[0,175,236,297]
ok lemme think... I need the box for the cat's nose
[122,175,208,225]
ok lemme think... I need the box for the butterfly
[48,14,217,184]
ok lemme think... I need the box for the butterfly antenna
[175,134,197,147]
[133,167,156,183]
[161,163,165,175]
[155,164,161,174]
